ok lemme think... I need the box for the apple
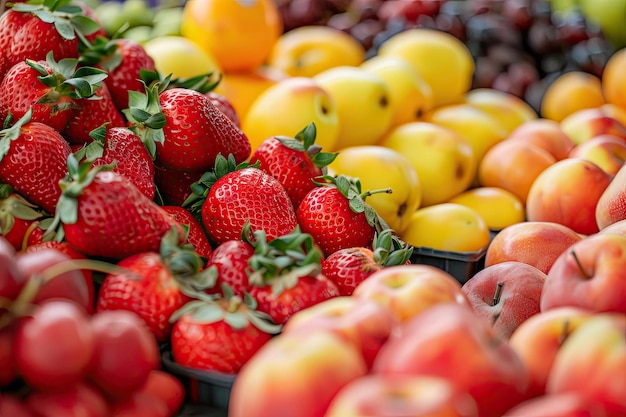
[372,302,530,417]
[281,296,397,369]
[325,374,479,417]
[484,221,583,275]
[462,261,547,340]
[568,134,626,176]
[560,107,626,145]
[313,65,393,150]
[525,158,613,235]
[596,163,626,230]
[242,76,340,153]
[579,0,626,49]
[508,306,594,399]
[464,88,538,135]
[505,118,575,160]
[228,330,368,417]
[380,121,476,207]
[541,233,626,314]
[352,264,471,323]
[503,392,626,417]
[546,313,626,406]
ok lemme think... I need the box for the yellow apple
[242,76,340,153]
[464,88,538,135]
[314,66,394,151]
[380,122,476,207]
[142,35,222,80]
[328,145,421,233]
[360,55,434,128]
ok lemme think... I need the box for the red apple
[596,163,626,230]
[372,302,530,417]
[508,307,595,398]
[546,313,626,406]
[281,296,397,369]
[540,233,626,314]
[526,158,613,235]
[484,221,583,274]
[228,331,368,417]
[503,392,626,417]
[506,118,575,160]
[568,134,626,176]
[325,374,479,417]
[462,261,547,339]
[351,264,471,323]
[560,107,626,145]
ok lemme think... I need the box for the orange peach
[485,221,583,274]
[596,163,626,230]
[540,71,605,122]
[601,48,626,111]
[560,107,626,145]
[526,158,613,235]
[478,140,556,204]
[505,119,575,160]
[568,134,626,176]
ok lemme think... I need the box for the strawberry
[0,109,72,215]
[321,229,414,295]
[183,154,298,245]
[0,52,107,133]
[169,285,280,373]
[246,227,340,325]
[0,0,100,77]
[296,174,391,257]
[154,163,203,206]
[205,240,255,297]
[73,124,155,200]
[207,91,240,127]
[97,226,212,342]
[250,122,338,209]
[161,205,213,260]
[62,81,126,146]
[81,37,156,112]
[46,155,184,260]
[0,184,48,251]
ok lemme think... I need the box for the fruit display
[2,0,626,416]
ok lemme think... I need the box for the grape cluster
[275,0,615,112]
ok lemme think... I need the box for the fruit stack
[2,0,626,416]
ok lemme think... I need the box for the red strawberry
[0,109,71,215]
[205,240,255,297]
[25,240,96,313]
[82,37,156,111]
[321,229,414,295]
[0,53,107,133]
[74,125,155,200]
[96,227,210,342]
[154,163,203,207]
[62,81,126,146]
[206,91,240,127]
[183,154,298,245]
[245,227,340,325]
[297,174,390,257]
[46,155,184,260]
[161,205,213,260]
[0,185,47,251]
[250,122,337,209]
[169,287,280,373]
[0,0,100,77]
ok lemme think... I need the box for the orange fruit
[540,71,605,122]
[601,48,626,111]
[180,0,283,73]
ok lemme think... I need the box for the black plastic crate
[409,245,487,285]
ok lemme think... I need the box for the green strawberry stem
[372,228,413,266]
[272,122,338,169]
[123,79,168,159]
[0,108,34,161]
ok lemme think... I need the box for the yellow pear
[360,55,434,128]
[242,77,340,153]
[379,122,476,207]
[314,66,393,151]
[329,145,421,234]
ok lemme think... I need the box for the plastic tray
[162,351,236,412]
[409,245,487,285]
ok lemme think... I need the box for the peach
[478,140,556,204]
[568,134,626,176]
[596,163,626,230]
[465,88,537,135]
[484,221,583,275]
[540,71,605,122]
[599,218,626,236]
[526,158,613,235]
[505,118,575,160]
[601,48,626,111]
[503,392,626,417]
[560,107,626,145]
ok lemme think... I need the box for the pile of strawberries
[0,0,414,407]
